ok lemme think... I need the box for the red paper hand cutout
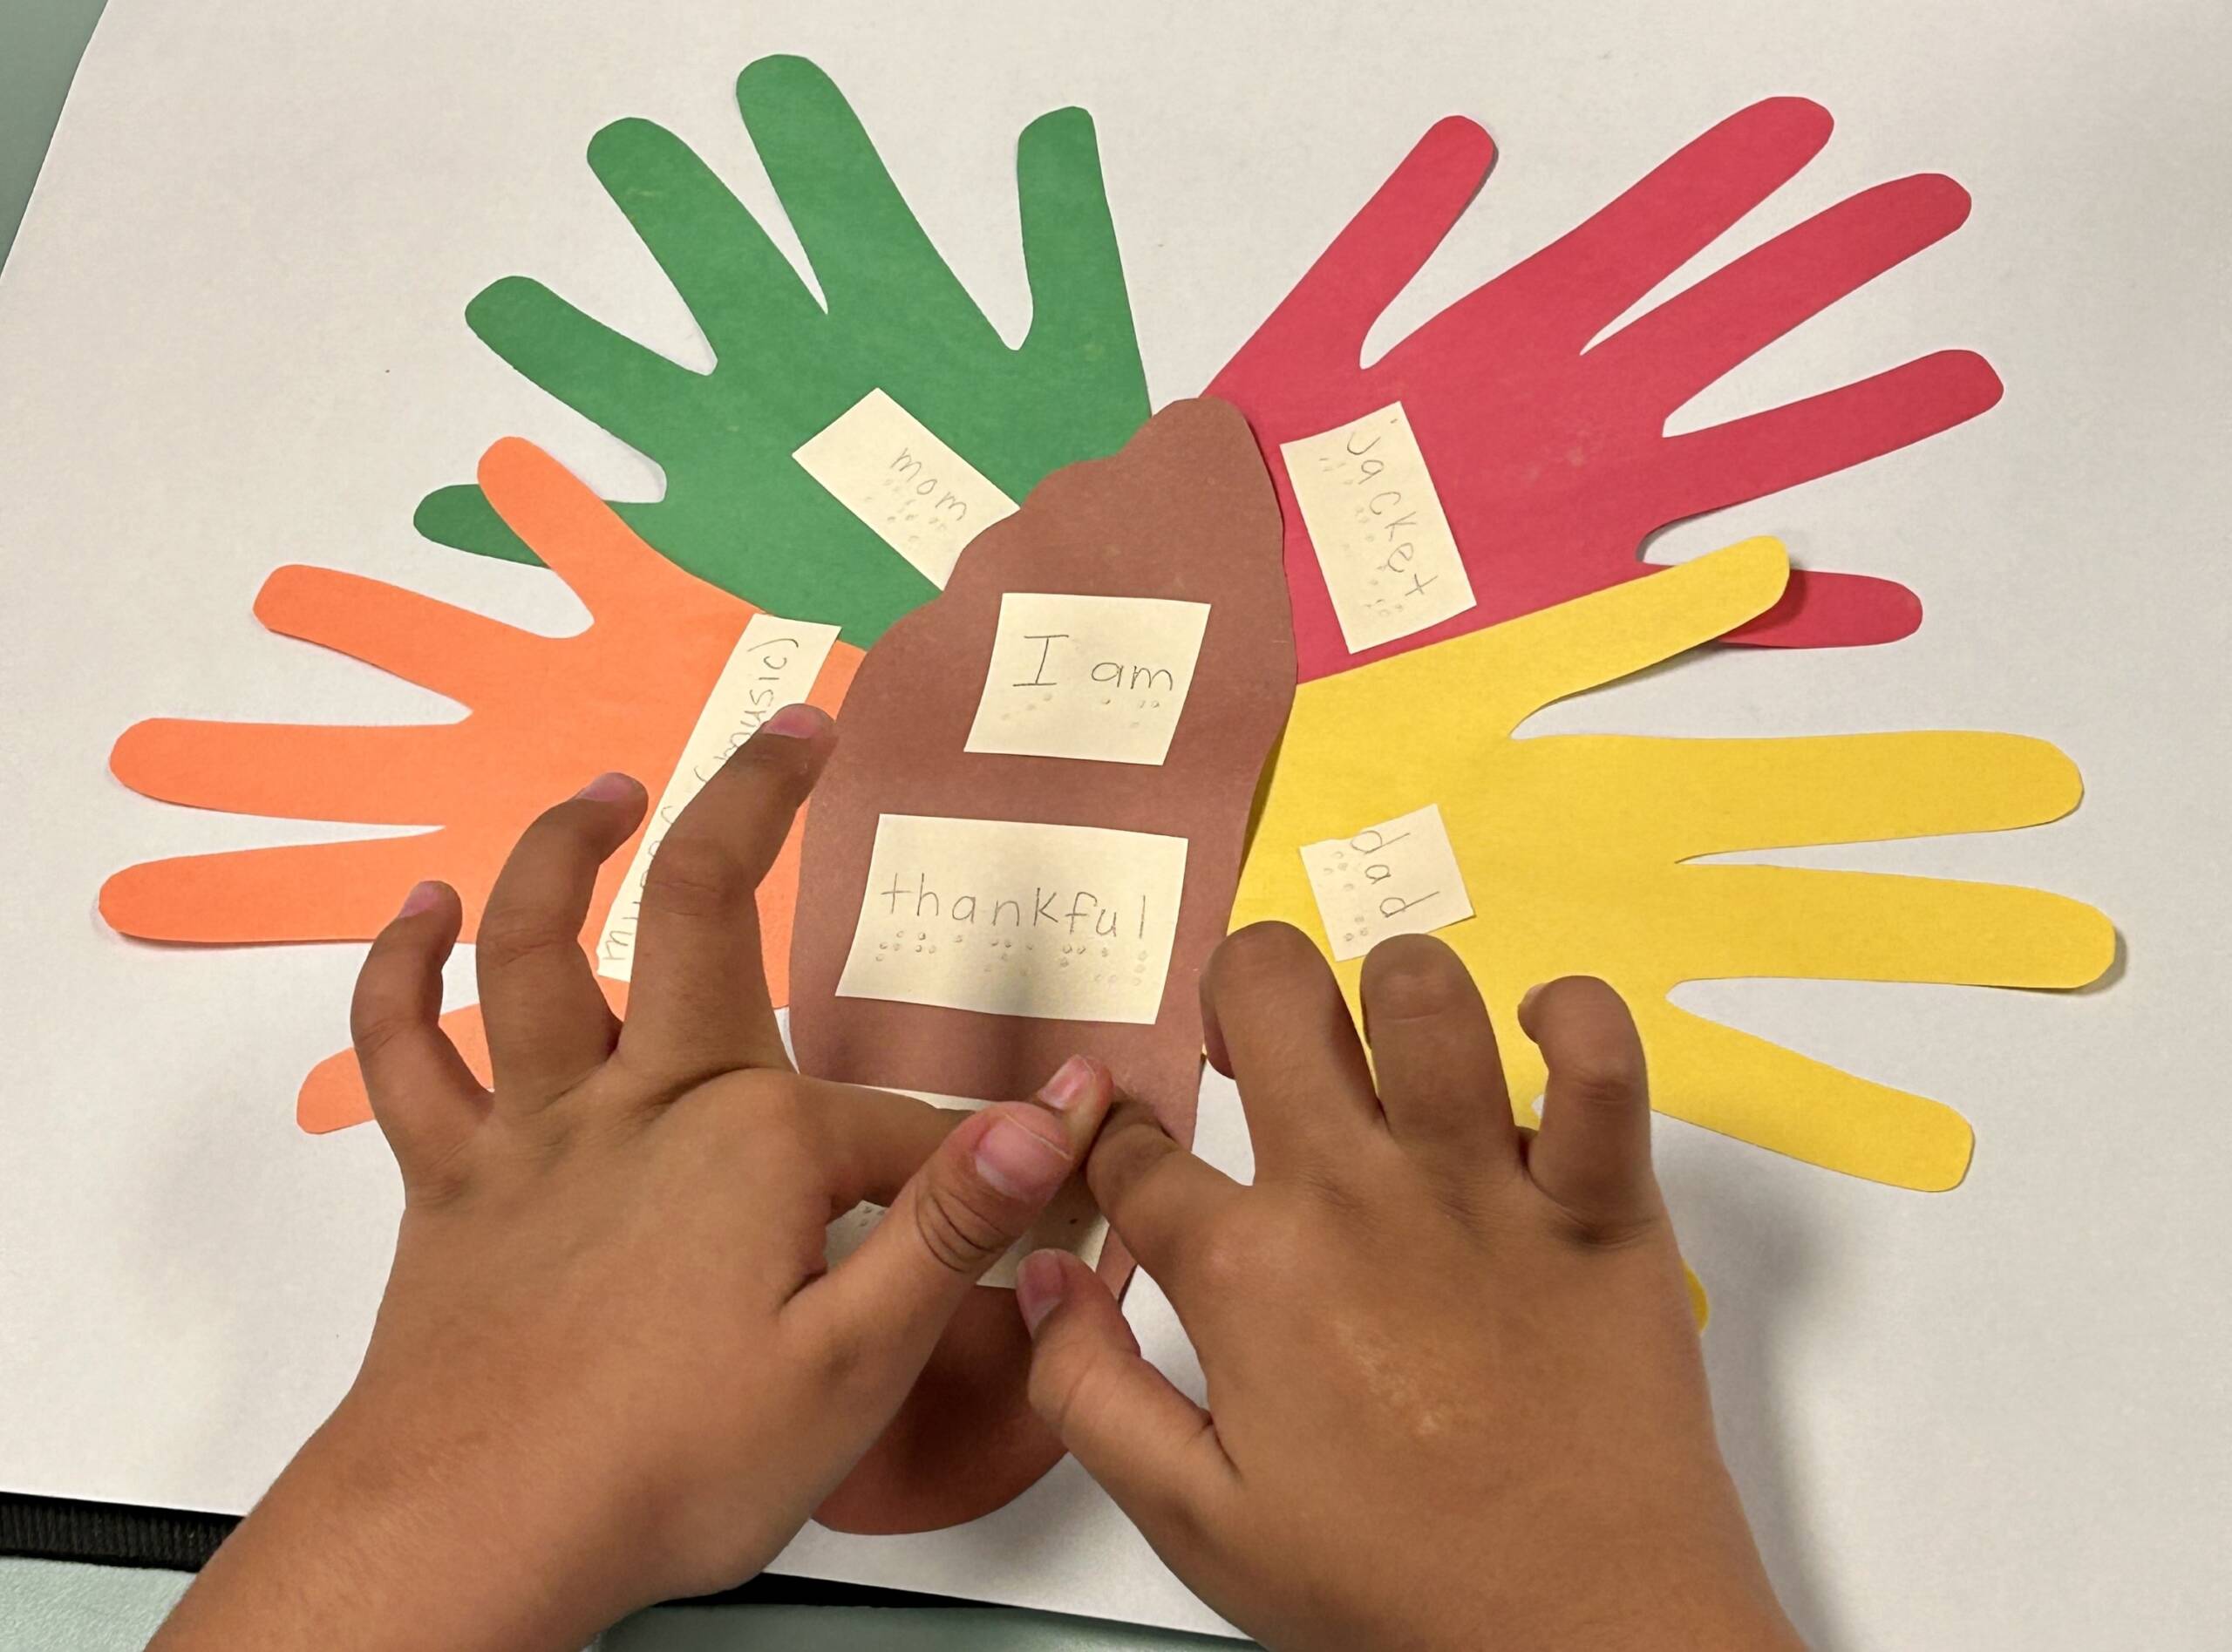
[100,438,859,1132]
[1208,98,2003,679]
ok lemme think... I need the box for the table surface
[0,2,1225,1644]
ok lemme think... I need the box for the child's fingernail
[1037,1055,1099,1112]
[975,1108,1072,1202]
[574,772,639,802]
[397,880,445,919]
[760,703,827,739]
[1016,1250,1067,1334]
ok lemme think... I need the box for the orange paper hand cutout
[101,438,859,1131]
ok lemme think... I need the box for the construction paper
[963,593,1212,765]
[836,815,1189,1023]
[1281,402,1476,651]
[788,397,1293,1534]
[793,388,1021,588]
[824,1091,1111,1291]
[1234,538,2114,1192]
[412,55,1147,647]
[1299,802,1476,962]
[8,8,2228,1640]
[597,612,843,983]
[1208,99,2004,676]
[100,438,859,1132]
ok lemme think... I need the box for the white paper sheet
[1,1,2228,1643]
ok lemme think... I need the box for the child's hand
[1015,924,1800,1650]
[155,704,1113,1651]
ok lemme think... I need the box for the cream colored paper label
[836,814,1188,1023]
[1300,802,1475,962]
[821,1089,1108,1290]
[963,592,1212,766]
[1282,400,1477,652]
[595,612,841,982]
[793,387,1018,588]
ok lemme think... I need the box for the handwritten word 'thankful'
[876,872,1153,940]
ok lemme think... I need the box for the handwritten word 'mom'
[888,446,973,522]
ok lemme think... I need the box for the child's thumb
[800,1057,1114,1373]
[1016,1248,1236,1546]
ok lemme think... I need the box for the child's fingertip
[573,771,642,803]
[1016,1249,1068,1335]
[1037,1054,1107,1114]
[397,880,448,920]
[759,702,829,740]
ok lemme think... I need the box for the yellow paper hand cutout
[1233,539,2115,1191]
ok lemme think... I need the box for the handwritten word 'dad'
[1299,802,1475,962]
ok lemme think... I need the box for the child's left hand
[153,703,1114,1651]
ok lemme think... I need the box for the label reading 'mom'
[793,387,1018,588]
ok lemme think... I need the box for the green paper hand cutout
[415,55,1148,646]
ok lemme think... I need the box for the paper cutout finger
[414,55,1149,647]
[100,438,859,1132]
[787,398,1294,1533]
[1233,539,2114,1193]
[1208,99,2004,678]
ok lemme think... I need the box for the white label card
[1299,802,1475,962]
[963,592,1212,766]
[793,387,1019,588]
[836,815,1189,1024]
[595,612,841,982]
[822,1090,1108,1290]
[1281,399,1477,652]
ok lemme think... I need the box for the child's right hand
[1016,924,1801,1650]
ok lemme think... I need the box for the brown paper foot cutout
[791,397,1293,1533]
